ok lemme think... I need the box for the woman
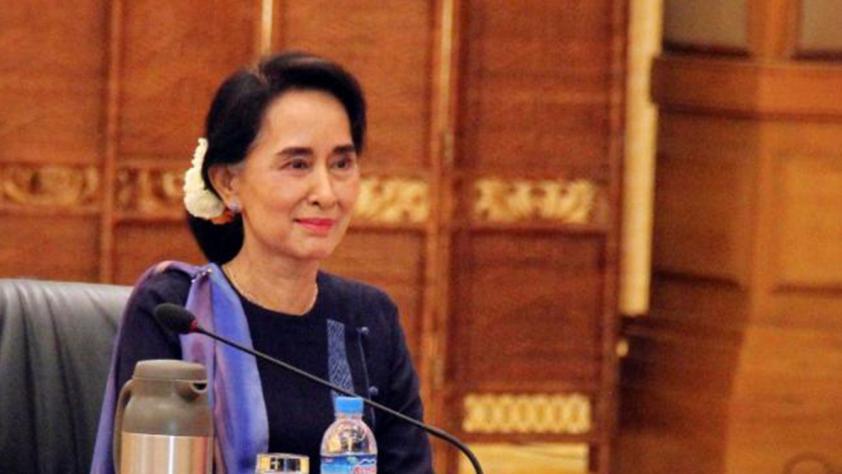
[92,52,433,474]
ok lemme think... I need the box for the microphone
[153,303,484,474]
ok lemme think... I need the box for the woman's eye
[333,155,356,170]
[288,158,309,170]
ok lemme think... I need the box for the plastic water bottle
[320,396,377,474]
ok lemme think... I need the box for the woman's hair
[187,51,367,263]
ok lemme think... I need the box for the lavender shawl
[90,261,268,474]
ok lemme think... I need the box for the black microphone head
[153,303,198,334]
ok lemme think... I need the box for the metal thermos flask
[114,360,212,474]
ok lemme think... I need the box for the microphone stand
[192,325,485,474]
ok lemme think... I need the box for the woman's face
[230,89,360,263]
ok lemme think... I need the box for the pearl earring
[228,200,241,213]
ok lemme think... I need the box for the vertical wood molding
[598,2,628,472]
[425,2,460,472]
[620,0,662,316]
[99,0,124,283]
[259,0,275,56]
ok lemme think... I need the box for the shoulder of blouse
[130,267,193,308]
[317,271,400,329]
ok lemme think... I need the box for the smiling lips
[295,217,336,235]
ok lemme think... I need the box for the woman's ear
[207,164,240,206]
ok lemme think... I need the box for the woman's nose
[307,165,338,208]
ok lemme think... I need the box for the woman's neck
[223,246,320,315]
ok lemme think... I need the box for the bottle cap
[335,396,364,414]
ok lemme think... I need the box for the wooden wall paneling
[452,1,625,472]
[0,215,101,281]
[424,0,460,448]
[106,0,259,281]
[453,234,604,388]
[0,0,107,281]
[621,3,842,473]
[118,0,258,157]
[0,0,107,165]
[652,113,755,284]
[112,221,203,284]
[773,151,842,290]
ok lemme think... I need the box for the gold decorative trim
[115,167,183,213]
[1,164,99,207]
[354,176,430,224]
[474,178,598,224]
[459,443,588,474]
[463,393,592,435]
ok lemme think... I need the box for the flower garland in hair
[183,138,234,224]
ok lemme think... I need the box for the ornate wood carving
[1,164,99,207]
[462,393,592,435]
[473,178,599,224]
[115,167,183,214]
[354,176,430,224]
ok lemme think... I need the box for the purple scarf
[90,261,268,474]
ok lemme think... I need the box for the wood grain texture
[119,0,257,157]
[451,234,604,389]
[0,216,100,280]
[773,151,842,290]
[459,0,615,174]
[112,222,203,284]
[0,0,106,165]
[653,113,755,285]
[663,0,748,53]
[653,54,842,117]
[450,2,625,472]
[279,0,433,171]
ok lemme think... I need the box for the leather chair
[0,279,131,474]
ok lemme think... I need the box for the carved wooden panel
[450,2,624,473]
[0,2,626,473]
[452,234,604,387]
[460,0,615,174]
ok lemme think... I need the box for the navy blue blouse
[113,268,433,473]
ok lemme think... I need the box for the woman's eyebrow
[277,146,313,157]
[333,144,357,154]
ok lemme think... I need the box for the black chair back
[0,279,130,474]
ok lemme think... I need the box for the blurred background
[2,0,842,473]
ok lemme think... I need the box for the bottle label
[320,454,376,474]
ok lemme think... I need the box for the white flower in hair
[183,138,226,220]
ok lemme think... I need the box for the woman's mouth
[294,218,336,235]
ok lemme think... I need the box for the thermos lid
[132,359,207,382]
